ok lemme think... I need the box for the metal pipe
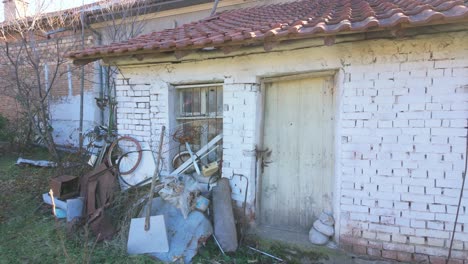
[212,235,226,256]
[210,0,220,16]
[81,17,104,126]
[446,126,468,263]
[247,246,283,262]
[79,5,85,151]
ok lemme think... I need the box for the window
[174,84,223,167]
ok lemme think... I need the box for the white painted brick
[396,95,431,104]
[377,102,393,113]
[349,212,368,221]
[402,161,418,169]
[401,228,416,236]
[362,231,376,239]
[452,143,467,153]
[436,179,463,188]
[410,169,427,178]
[397,111,431,120]
[409,236,425,245]
[409,119,425,127]
[393,105,410,114]
[432,111,468,119]
[342,112,372,120]
[401,193,434,203]
[409,104,426,111]
[393,119,409,128]
[409,186,425,195]
[403,128,430,135]
[427,238,445,247]
[431,128,467,136]
[414,144,450,153]
[395,218,410,228]
[402,210,435,221]
[434,196,459,206]
[376,128,402,136]
[415,229,449,239]
[426,103,442,111]
[430,136,448,144]
[373,191,400,200]
[394,185,409,194]
[341,128,372,135]
[381,144,413,152]
[450,119,468,127]
[432,94,467,103]
[369,223,399,234]
[428,205,446,214]
[393,169,409,177]
[410,219,426,228]
[451,103,468,111]
[376,232,391,241]
[426,187,442,195]
[342,204,369,213]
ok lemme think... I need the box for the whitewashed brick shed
[69,0,468,262]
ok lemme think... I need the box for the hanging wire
[446,127,468,263]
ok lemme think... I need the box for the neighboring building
[0,0,98,147]
[69,0,468,262]
[0,0,266,147]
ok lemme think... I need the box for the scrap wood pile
[39,123,247,263]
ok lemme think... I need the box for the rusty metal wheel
[107,136,142,175]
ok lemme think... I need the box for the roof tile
[68,0,468,60]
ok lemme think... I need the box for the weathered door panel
[260,76,334,231]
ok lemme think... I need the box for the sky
[0,0,98,22]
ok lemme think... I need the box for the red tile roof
[68,0,468,61]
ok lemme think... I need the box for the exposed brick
[353,245,367,255]
[367,247,382,257]
[381,250,398,260]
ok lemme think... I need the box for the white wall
[49,91,98,148]
[114,30,468,262]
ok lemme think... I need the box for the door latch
[256,147,272,173]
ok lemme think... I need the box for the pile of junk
[40,125,249,263]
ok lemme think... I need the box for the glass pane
[193,88,201,116]
[217,86,223,116]
[182,90,192,116]
[208,87,217,116]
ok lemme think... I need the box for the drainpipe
[79,7,85,151]
[83,23,104,125]
[210,0,220,16]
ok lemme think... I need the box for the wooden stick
[49,189,57,217]
[145,126,165,231]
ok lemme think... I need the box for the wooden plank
[170,134,222,175]
[260,76,334,231]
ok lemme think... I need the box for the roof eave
[70,19,468,66]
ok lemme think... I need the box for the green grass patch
[0,147,334,264]
[0,148,154,264]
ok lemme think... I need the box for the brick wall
[115,79,152,142]
[222,79,260,203]
[0,95,20,120]
[339,38,468,263]
[114,30,467,262]
[0,30,95,120]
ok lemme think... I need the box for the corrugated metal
[260,76,334,231]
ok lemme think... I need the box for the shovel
[127,126,169,254]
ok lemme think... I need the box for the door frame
[254,70,343,241]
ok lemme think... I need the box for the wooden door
[260,76,334,231]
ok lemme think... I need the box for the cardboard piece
[127,215,169,254]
